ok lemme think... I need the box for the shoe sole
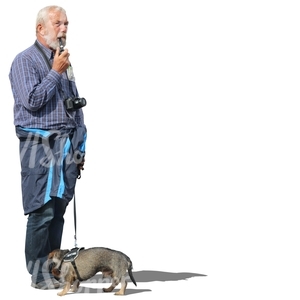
[31,281,60,289]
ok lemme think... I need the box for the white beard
[44,33,66,50]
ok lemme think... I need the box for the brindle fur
[48,247,137,296]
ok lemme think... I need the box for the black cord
[35,40,81,247]
[73,193,77,247]
[34,40,52,70]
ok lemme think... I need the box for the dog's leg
[57,282,71,296]
[71,279,80,293]
[115,276,127,295]
[103,277,119,293]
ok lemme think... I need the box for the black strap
[73,167,82,247]
[60,248,85,281]
[63,247,84,262]
[74,158,82,247]
[35,40,80,247]
[71,260,84,281]
[74,193,78,247]
[34,40,52,70]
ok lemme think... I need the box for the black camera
[64,97,87,110]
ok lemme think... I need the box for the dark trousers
[25,198,68,283]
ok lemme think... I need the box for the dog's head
[48,249,70,278]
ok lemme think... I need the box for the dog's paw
[114,289,126,295]
[71,281,80,293]
[57,289,68,296]
[103,287,114,293]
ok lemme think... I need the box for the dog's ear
[48,250,56,259]
[60,249,70,259]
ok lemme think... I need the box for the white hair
[35,5,66,29]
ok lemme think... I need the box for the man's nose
[60,24,68,32]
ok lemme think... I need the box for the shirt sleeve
[10,53,61,111]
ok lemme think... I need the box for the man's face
[43,10,68,50]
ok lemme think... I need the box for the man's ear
[36,24,45,35]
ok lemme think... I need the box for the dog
[48,247,137,296]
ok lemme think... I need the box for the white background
[1,1,300,299]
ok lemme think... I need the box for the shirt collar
[35,40,54,60]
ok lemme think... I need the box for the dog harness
[60,247,85,281]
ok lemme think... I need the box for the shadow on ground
[72,270,206,295]
[130,270,206,282]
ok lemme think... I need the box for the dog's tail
[119,250,137,286]
[128,263,137,286]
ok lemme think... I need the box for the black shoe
[31,278,62,290]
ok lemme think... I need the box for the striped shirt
[9,40,85,129]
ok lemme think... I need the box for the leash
[73,193,78,247]
[74,169,81,248]
[35,39,84,249]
